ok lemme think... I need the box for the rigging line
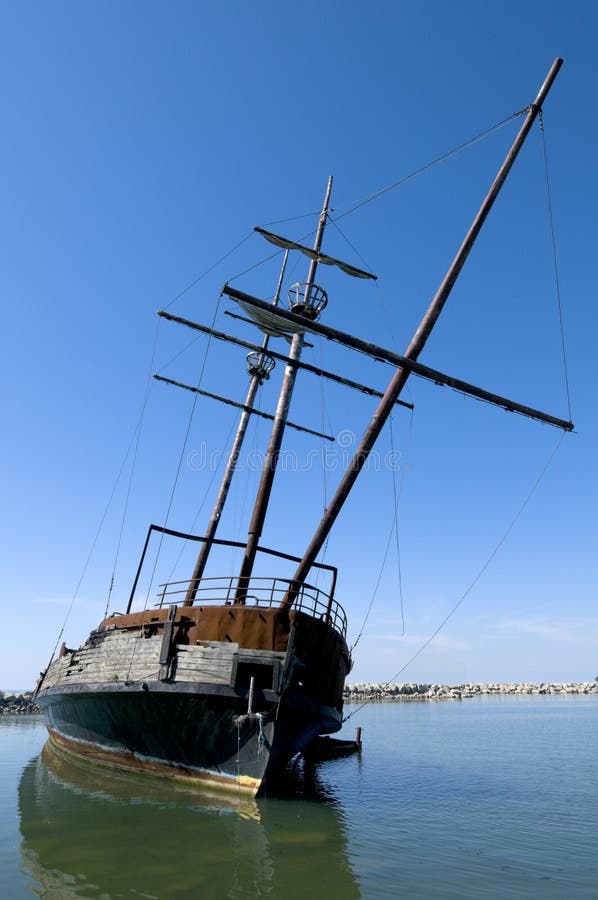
[47,441,133,663]
[126,294,223,680]
[227,226,316,284]
[47,319,163,665]
[164,414,239,585]
[343,428,567,722]
[162,291,224,529]
[333,109,527,224]
[350,409,413,651]
[158,334,201,373]
[389,414,406,637]
[539,110,572,420]
[263,211,319,226]
[314,340,330,590]
[104,319,162,618]
[318,340,329,513]
[229,383,263,576]
[326,214,377,285]
[162,232,253,311]
[228,113,523,286]
[351,512,395,654]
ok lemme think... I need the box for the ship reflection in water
[18,740,360,897]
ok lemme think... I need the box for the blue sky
[1,1,596,688]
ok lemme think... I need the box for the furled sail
[254,227,377,281]
[235,298,312,339]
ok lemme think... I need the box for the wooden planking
[41,632,162,688]
[41,629,288,692]
[40,632,251,689]
[173,644,237,684]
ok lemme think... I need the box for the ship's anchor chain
[233,676,265,754]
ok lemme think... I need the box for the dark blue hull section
[38,681,342,794]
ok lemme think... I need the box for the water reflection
[19,740,359,898]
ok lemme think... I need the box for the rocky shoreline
[344,681,598,701]
[2,683,597,714]
[0,691,42,714]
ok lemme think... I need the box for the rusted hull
[46,727,264,795]
[36,681,343,796]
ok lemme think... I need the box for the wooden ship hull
[36,597,351,796]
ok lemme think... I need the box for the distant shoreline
[344,681,598,701]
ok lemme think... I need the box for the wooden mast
[234,176,333,603]
[280,57,564,607]
[182,252,289,605]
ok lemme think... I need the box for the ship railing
[155,576,347,639]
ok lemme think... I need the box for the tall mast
[235,176,333,603]
[281,57,564,605]
[183,252,289,605]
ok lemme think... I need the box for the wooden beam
[154,374,335,441]
[223,287,573,432]
[158,309,414,411]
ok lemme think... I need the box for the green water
[2,697,598,897]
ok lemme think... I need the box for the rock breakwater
[344,681,598,701]
[0,691,42,714]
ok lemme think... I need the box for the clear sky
[1,1,596,689]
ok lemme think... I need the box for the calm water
[2,697,597,898]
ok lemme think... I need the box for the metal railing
[155,576,347,639]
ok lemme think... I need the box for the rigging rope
[263,211,319,226]
[162,232,253,311]
[103,320,162,617]
[389,414,406,637]
[231,383,263,574]
[325,213,377,283]
[313,339,331,589]
[350,409,413,652]
[539,109,572,420]
[163,413,240,585]
[228,109,526,285]
[46,319,162,667]
[157,334,202,373]
[343,428,567,722]
[333,108,528,223]
[126,293,224,680]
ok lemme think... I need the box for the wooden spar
[182,252,289,604]
[153,374,335,441]
[223,287,572,431]
[253,226,378,280]
[235,176,334,603]
[158,309,414,411]
[280,57,566,607]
